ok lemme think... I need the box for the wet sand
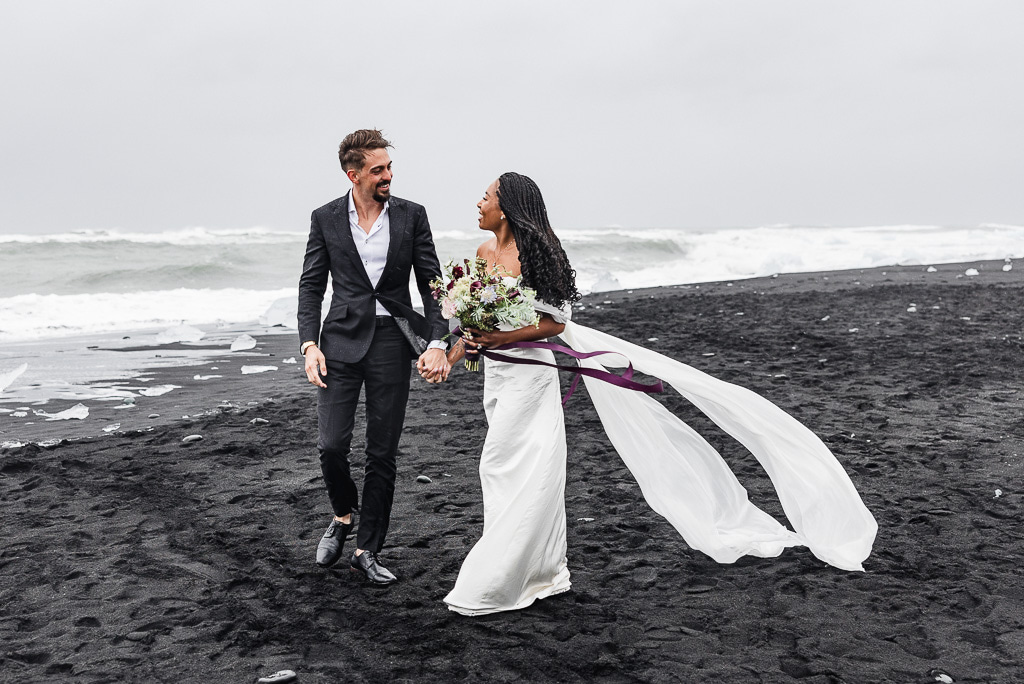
[2,260,1022,682]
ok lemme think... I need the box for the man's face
[351,148,393,202]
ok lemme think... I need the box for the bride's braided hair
[496,172,581,307]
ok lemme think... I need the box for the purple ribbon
[453,328,663,405]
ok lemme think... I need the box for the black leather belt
[375,315,396,327]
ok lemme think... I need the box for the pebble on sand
[416,475,432,483]
[182,434,203,443]
[250,418,269,425]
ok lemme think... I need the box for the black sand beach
[2,260,1023,682]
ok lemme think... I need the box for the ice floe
[240,365,278,374]
[0,363,28,393]
[157,324,205,343]
[35,403,89,421]
[139,384,180,397]
[230,334,258,351]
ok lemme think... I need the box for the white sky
[1,1,1021,234]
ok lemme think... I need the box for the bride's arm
[447,336,466,365]
[464,313,565,350]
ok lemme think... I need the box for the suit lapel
[379,197,408,285]
[331,191,373,288]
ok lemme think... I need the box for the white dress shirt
[348,192,391,316]
[347,192,445,351]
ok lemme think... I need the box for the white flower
[479,286,498,304]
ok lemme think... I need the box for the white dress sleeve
[533,299,572,324]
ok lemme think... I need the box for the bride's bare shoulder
[476,237,496,258]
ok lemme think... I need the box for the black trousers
[317,321,412,553]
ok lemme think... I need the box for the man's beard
[373,183,390,203]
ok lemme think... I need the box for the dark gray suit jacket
[297,193,448,363]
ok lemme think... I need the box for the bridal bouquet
[430,257,540,371]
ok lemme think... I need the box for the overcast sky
[2,1,1021,234]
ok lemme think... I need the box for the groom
[297,129,450,585]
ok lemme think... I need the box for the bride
[427,172,877,617]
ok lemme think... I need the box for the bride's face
[477,179,504,232]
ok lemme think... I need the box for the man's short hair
[338,129,392,172]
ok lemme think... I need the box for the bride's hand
[463,328,510,349]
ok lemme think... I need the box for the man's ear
[346,168,359,184]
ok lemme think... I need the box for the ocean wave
[0,226,308,246]
[3,223,1022,341]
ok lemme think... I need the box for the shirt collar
[348,191,389,220]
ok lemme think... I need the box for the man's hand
[417,347,450,384]
[304,345,328,388]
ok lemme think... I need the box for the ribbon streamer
[453,328,663,405]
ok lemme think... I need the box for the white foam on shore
[0,287,295,343]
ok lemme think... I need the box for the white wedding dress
[443,338,572,616]
[444,302,877,616]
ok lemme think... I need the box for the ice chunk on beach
[193,374,222,380]
[139,384,180,397]
[231,334,258,351]
[260,296,298,328]
[241,365,278,374]
[283,357,297,364]
[1003,262,1013,272]
[102,423,120,433]
[157,324,205,343]
[0,363,28,393]
[965,268,980,277]
[926,266,938,273]
[36,403,89,421]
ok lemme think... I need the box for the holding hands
[417,347,451,384]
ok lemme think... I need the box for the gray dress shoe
[350,551,397,585]
[315,512,356,568]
